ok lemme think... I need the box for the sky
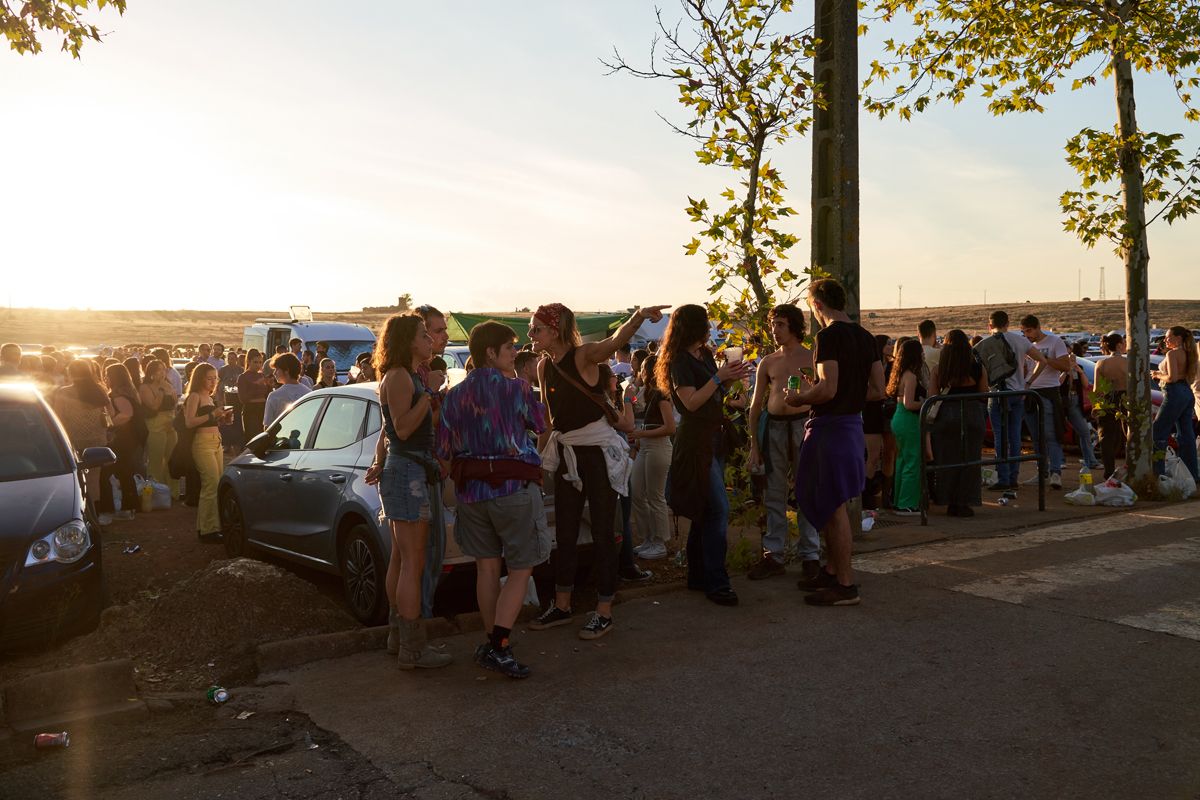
[1,0,1197,314]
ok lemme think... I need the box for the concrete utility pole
[811,0,860,320]
[811,0,864,534]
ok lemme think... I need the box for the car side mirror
[247,422,282,459]
[79,447,117,470]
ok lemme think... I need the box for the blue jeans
[988,395,1024,485]
[1153,382,1200,480]
[687,456,731,593]
[763,415,820,561]
[1030,388,1065,474]
[619,477,635,569]
[1065,399,1100,469]
[421,480,446,619]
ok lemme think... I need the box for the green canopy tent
[446,312,627,345]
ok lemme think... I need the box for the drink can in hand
[787,375,802,391]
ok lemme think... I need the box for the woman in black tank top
[526,302,668,640]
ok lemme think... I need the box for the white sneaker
[98,513,114,526]
[638,542,668,560]
[114,510,136,521]
[1049,472,1063,489]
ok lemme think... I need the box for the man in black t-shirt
[785,278,884,606]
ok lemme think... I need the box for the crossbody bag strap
[549,356,618,424]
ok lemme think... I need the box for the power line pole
[1099,266,1107,301]
[898,285,902,309]
[811,0,860,319]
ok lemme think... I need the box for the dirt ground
[3,299,1198,347]
[0,506,358,693]
[0,502,697,695]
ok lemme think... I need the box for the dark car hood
[0,473,80,542]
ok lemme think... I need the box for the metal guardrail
[917,389,1048,526]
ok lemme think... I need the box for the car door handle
[279,473,292,482]
[329,474,346,484]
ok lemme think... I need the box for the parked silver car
[0,384,114,648]
[218,383,401,624]
[218,382,584,625]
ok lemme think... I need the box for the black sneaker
[804,584,861,606]
[747,555,786,580]
[578,612,614,640]
[706,587,739,606]
[473,641,489,664]
[619,566,653,582]
[479,645,531,679]
[528,605,574,630]
[797,568,839,592]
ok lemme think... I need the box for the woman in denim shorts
[365,314,450,670]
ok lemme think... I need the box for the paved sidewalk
[271,504,1200,799]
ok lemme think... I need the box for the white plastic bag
[1094,480,1137,507]
[499,575,540,607]
[150,480,172,510]
[1162,450,1197,500]
[109,475,122,510]
[1064,487,1096,506]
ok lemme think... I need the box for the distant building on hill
[362,294,413,314]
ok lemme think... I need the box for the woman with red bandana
[527,302,668,640]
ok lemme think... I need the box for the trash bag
[109,474,122,511]
[1094,480,1137,507]
[1064,487,1096,506]
[1161,450,1197,501]
[150,480,172,510]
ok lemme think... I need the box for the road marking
[1115,598,1200,642]
[854,504,1200,575]
[954,538,1200,604]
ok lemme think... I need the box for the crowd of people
[3,286,1198,680]
[0,337,371,532]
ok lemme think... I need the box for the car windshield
[318,341,377,373]
[0,401,72,481]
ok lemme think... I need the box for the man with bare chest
[747,304,821,581]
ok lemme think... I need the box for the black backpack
[974,332,1018,389]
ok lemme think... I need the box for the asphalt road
[4,503,1199,799]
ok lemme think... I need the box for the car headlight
[24,521,92,567]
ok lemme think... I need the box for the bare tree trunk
[1113,49,1154,495]
[741,127,772,313]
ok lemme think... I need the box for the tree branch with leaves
[603,0,815,344]
[2,0,125,58]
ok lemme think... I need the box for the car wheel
[221,490,249,558]
[340,524,387,625]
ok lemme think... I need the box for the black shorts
[862,400,885,435]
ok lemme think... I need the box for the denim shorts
[379,453,431,523]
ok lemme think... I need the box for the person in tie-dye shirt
[437,321,550,678]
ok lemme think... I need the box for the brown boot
[385,608,399,655]
[396,619,452,670]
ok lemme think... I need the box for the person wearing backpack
[973,311,1047,491]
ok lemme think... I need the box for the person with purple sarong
[786,278,885,606]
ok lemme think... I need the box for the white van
[242,306,375,377]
